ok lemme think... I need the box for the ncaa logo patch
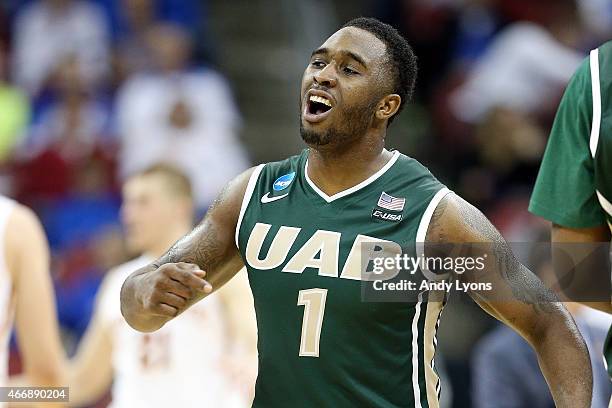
[273,172,296,191]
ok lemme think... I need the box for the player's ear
[376,94,401,121]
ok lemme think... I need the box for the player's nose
[313,64,337,88]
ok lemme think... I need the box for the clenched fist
[131,262,213,322]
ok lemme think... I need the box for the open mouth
[308,95,332,115]
[303,92,334,123]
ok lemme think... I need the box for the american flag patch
[377,192,405,211]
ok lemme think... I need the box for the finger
[175,262,206,278]
[164,279,193,299]
[202,280,213,293]
[151,302,178,317]
[166,267,210,291]
[158,292,187,309]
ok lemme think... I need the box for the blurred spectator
[450,21,582,124]
[451,0,500,67]
[43,154,122,340]
[111,0,158,81]
[472,304,611,408]
[117,23,249,209]
[11,0,110,96]
[0,5,10,51]
[0,45,29,162]
[96,0,210,85]
[39,151,119,251]
[18,55,114,163]
[11,54,116,204]
[97,0,202,38]
[374,0,460,100]
[442,0,584,206]
[578,0,612,43]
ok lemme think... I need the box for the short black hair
[342,17,417,125]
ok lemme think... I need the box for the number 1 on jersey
[297,288,328,357]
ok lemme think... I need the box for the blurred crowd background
[1,0,612,406]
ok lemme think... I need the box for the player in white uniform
[68,164,257,408]
[1,197,65,406]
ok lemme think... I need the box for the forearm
[67,377,103,407]
[67,365,110,407]
[120,266,169,332]
[66,336,112,406]
[531,308,592,408]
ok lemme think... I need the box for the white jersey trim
[411,297,423,408]
[411,187,451,408]
[424,298,444,408]
[415,188,452,276]
[590,48,601,158]
[235,164,265,249]
[304,150,400,203]
[596,190,612,218]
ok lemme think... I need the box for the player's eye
[343,66,358,75]
[311,60,326,68]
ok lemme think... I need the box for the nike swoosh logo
[261,192,289,203]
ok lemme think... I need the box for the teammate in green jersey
[120,17,592,407]
[530,42,612,377]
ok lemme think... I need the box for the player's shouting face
[299,27,400,147]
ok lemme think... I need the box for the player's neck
[307,137,392,197]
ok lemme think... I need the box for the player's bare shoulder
[205,166,260,230]
[4,202,49,282]
[425,192,503,245]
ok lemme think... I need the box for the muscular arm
[8,205,65,403]
[426,193,592,408]
[551,224,612,314]
[120,167,255,332]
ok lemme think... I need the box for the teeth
[309,95,332,107]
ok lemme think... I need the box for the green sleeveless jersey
[530,41,612,229]
[529,42,612,375]
[236,149,450,407]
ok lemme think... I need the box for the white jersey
[0,197,16,389]
[98,256,246,408]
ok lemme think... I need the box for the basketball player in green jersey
[120,18,592,407]
[530,42,612,376]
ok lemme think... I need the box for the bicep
[426,194,565,342]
